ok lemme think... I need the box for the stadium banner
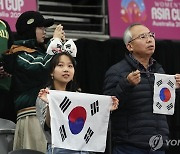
[0,0,37,32]
[108,0,180,40]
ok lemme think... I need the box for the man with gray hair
[103,23,180,154]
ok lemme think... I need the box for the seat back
[0,118,16,129]
[8,149,45,154]
[0,118,16,154]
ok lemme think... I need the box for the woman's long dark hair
[47,52,79,92]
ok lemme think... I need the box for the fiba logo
[149,134,163,151]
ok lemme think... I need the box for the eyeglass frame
[128,32,155,43]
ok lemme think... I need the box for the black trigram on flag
[156,102,162,109]
[59,125,67,142]
[90,100,99,116]
[166,103,173,110]
[84,127,94,144]
[167,80,174,88]
[156,79,163,87]
[59,96,71,113]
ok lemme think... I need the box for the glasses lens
[139,34,146,39]
[150,32,155,38]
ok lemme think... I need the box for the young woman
[36,52,119,154]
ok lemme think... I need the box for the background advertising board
[0,0,37,32]
[108,0,180,40]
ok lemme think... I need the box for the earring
[51,75,54,79]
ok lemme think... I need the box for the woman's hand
[38,87,49,104]
[111,96,119,111]
[53,24,65,41]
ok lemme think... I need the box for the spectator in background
[0,19,16,122]
[103,23,180,154]
[3,11,65,153]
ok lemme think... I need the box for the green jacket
[0,19,11,91]
[3,39,52,112]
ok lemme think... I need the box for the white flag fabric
[47,90,112,152]
[153,73,176,115]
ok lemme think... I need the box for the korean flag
[153,73,176,115]
[47,90,112,152]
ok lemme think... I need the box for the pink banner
[108,0,180,40]
[0,0,37,32]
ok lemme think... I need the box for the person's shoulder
[108,59,126,71]
[7,45,36,55]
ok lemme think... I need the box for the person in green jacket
[3,11,65,153]
[0,19,16,122]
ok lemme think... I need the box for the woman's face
[51,55,75,85]
[36,27,46,43]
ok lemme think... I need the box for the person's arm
[103,67,134,104]
[37,88,51,128]
[16,51,52,74]
[45,106,51,128]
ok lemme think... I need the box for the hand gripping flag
[153,73,176,115]
[47,90,112,152]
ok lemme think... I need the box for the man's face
[128,25,155,59]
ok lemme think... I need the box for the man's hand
[127,70,141,85]
[111,96,119,111]
[175,74,180,89]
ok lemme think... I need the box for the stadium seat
[0,118,16,154]
[8,149,45,154]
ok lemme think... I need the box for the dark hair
[48,52,78,92]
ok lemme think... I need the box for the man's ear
[126,43,133,52]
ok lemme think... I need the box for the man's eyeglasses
[128,32,155,43]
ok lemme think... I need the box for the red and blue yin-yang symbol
[159,87,171,102]
[68,106,87,135]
